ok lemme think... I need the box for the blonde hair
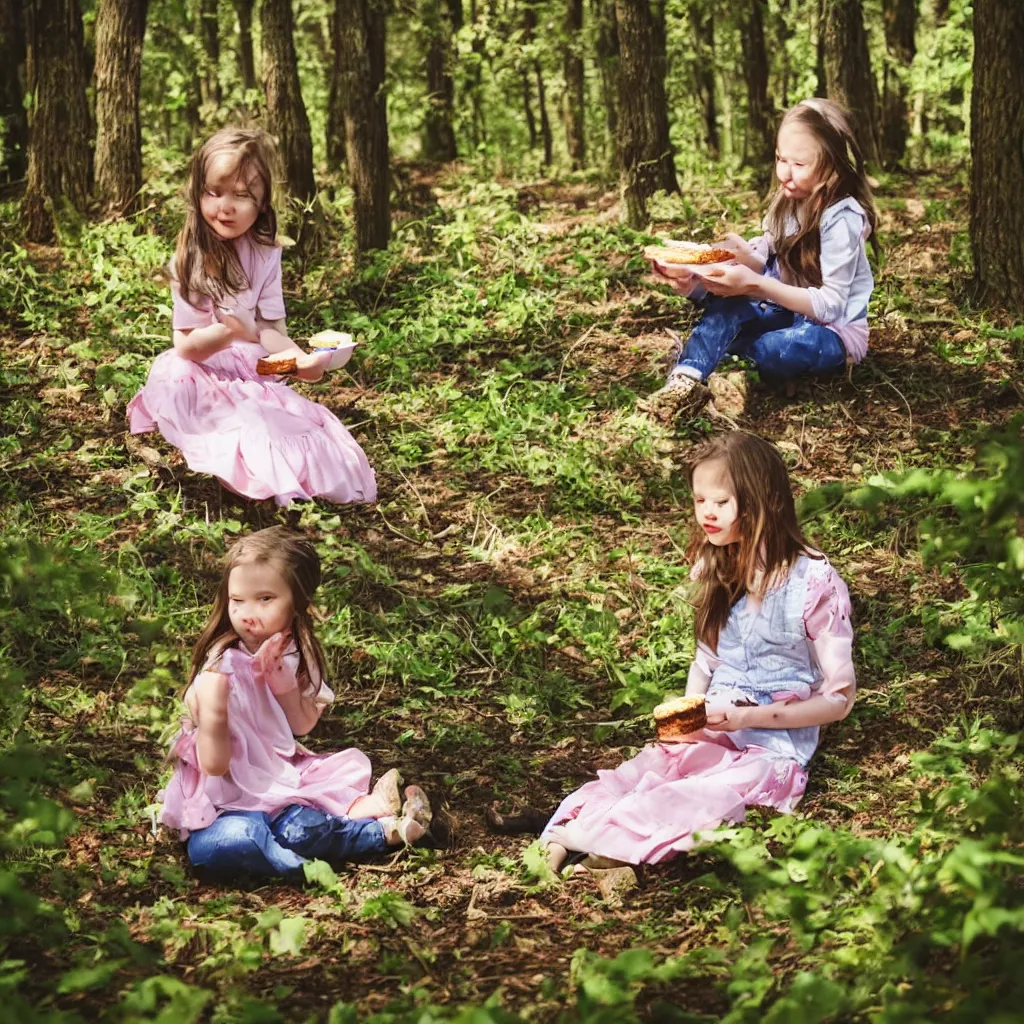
[764,98,878,287]
[190,527,327,698]
[685,432,820,652]
[173,127,279,308]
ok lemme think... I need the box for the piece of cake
[643,242,734,266]
[256,354,298,376]
[308,329,354,350]
[653,695,707,741]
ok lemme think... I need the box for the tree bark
[814,0,827,97]
[563,0,585,169]
[970,0,1024,311]
[880,0,915,168]
[594,0,619,171]
[262,0,315,203]
[688,1,718,157]
[0,0,27,182]
[22,0,91,241]
[337,0,390,252]
[94,0,148,217]
[198,0,221,108]
[421,0,457,162]
[614,0,678,228]
[522,68,537,149]
[740,0,773,175]
[233,0,256,92]
[822,0,881,168]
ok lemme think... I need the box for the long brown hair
[685,432,819,652]
[172,127,279,308]
[190,527,327,698]
[764,98,878,287]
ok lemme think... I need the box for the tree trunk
[467,0,485,147]
[198,0,220,108]
[233,0,256,92]
[522,68,537,149]
[563,0,585,169]
[595,0,619,171]
[740,0,773,175]
[822,0,881,168]
[969,0,1024,311]
[688,1,718,158]
[523,3,551,167]
[337,0,390,252]
[22,0,91,241]
[814,0,827,97]
[94,0,148,217]
[0,0,27,183]
[614,0,678,228]
[880,0,915,168]
[421,0,457,162]
[262,0,315,203]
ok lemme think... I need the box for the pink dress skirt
[543,735,808,865]
[128,341,377,507]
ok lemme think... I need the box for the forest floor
[2,165,1022,1022]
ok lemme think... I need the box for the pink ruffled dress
[543,555,856,865]
[127,235,377,507]
[160,644,372,840]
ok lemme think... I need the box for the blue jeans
[676,295,847,382]
[186,805,390,881]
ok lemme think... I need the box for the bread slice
[653,695,707,741]
[256,354,297,376]
[644,242,734,266]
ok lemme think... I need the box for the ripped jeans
[186,805,390,881]
[674,295,847,382]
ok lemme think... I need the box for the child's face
[200,151,265,241]
[775,122,822,201]
[692,458,740,547]
[227,560,295,652]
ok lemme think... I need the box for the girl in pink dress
[128,127,376,507]
[161,527,431,880]
[543,431,857,876]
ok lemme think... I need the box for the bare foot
[544,841,569,874]
[293,350,332,382]
[349,768,403,819]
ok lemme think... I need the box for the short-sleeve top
[171,233,286,332]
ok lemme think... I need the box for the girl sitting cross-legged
[643,98,877,418]
[542,431,857,878]
[160,527,432,881]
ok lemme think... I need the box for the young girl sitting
[160,527,431,880]
[128,127,376,507]
[542,431,856,878]
[644,98,877,417]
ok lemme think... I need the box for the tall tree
[0,0,27,183]
[614,0,678,227]
[523,2,552,167]
[94,0,148,216]
[421,0,457,162]
[233,0,257,92]
[22,0,91,241]
[337,0,390,252]
[880,0,916,167]
[969,0,1024,311]
[822,0,881,167]
[562,0,585,169]
[594,0,619,170]
[688,0,718,158]
[739,0,773,175]
[262,0,315,203]
[198,0,221,107]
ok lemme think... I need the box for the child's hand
[253,631,299,695]
[216,305,259,343]
[690,263,761,298]
[704,706,753,732]
[648,261,696,295]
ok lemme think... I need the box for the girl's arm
[708,689,851,732]
[173,324,236,362]
[193,671,232,775]
[253,632,325,736]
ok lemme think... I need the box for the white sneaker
[639,371,711,421]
